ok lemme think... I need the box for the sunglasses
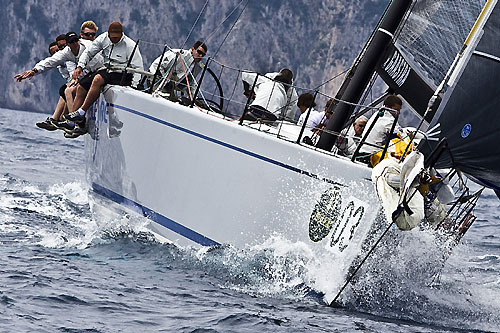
[83,32,96,37]
[195,49,206,56]
[57,44,66,49]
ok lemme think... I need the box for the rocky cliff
[2,0,388,116]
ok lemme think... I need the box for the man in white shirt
[241,68,298,121]
[65,21,144,131]
[337,115,368,157]
[15,31,91,133]
[35,41,68,131]
[149,40,207,86]
[297,93,322,128]
[358,95,403,156]
[61,22,101,117]
[14,32,83,82]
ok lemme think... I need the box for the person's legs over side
[65,73,104,123]
[65,85,77,115]
[81,74,105,112]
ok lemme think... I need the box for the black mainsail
[423,1,500,192]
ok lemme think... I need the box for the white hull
[85,86,385,301]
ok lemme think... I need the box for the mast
[316,0,413,151]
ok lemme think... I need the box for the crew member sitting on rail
[54,34,70,81]
[34,40,69,131]
[148,40,207,93]
[14,31,96,135]
[65,21,144,138]
[62,21,101,124]
[241,68,298,122]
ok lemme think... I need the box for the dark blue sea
[1,108,499,332]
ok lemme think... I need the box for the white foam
[48,181,89,205]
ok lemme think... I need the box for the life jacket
[370,135,412,167]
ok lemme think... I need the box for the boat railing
[118,39,395,164]
[350,107,401,163]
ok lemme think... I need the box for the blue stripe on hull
[108,103,346,187]
[92,182,220,247]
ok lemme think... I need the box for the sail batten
[473,50,500,62]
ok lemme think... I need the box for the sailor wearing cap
[14,32,86,82]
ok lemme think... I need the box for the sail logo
[382,49,410,87]
[461,124,472,138]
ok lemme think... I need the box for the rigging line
[212,0,249,58]
[331,0,393,87]
[208,60,376,111]
[211,57,348,88]
[392,0,416,41]
[401,0,494,164]
[314,68,349,91]
[330,218,394,307]
[181,0,210,50]
[179,53,194,101]
[355,71,379,114]
[138,40,168,46]
[311,0,400,95]
[204,0,246,42]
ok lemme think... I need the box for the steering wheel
[192,67,224,113]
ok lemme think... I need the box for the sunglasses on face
[195,49,206,56]
[83,32,96,37]
[58,44,66,49]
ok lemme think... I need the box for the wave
[1,173,499,332]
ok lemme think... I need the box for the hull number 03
[309,187,365,251]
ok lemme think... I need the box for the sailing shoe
[35,117,57,131]
[108,126,121,138]
[52,120,75,133]
[64,110,86,124]
[109,115,124,129]
[63,125,87,139]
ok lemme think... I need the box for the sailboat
[84,0,498,304]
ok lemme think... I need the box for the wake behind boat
[83,0,499,305]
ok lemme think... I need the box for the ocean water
[1,108,499,333]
